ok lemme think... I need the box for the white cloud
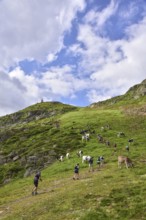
[0,0,146,116]
[73,24,123,75]
[9,68,40,98]
[40,65,89,97]
[0,68,43,116]
[72,14,146,102]
[47,53,57,63]
[0,0,85,69]
[84,0,118,28]
[0,0,87,115]
[86,90,111,103]
[118,1,146,21]
[0,64,90,116]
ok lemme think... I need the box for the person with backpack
[73,163,79,180]
[32,171,42,195]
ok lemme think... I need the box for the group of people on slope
[88,156,104,172]
[73,156,104,180]
[32,156,104,195]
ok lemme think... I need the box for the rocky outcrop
[0,149,57,184]
[126,79,146,98]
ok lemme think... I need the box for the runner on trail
[32,171,42,195]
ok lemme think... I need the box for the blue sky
[0,0,146,116]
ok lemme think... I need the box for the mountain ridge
[0,79,146,185]
[0,80,146,219]
[89,79,146,108]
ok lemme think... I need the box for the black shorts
[34,179,38,187]
[74,170,79,174]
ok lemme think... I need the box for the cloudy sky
[0,0,146,116]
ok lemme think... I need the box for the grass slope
[0,106,146,219]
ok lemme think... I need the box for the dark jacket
[74,165,79,173]
[89,158,93,164]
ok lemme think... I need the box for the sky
[0,0,146,116]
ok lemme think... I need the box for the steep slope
[0,102,80,184]
[89,79,146,109]
[0,107,146,220]
[0,79,146,185]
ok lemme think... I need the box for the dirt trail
[0,167,104,219]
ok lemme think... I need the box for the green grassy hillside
[0,98,146,219]
[0,102,80,183]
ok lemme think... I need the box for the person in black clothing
[32,171,42,195]
[96,156,104,169]
[73,163,79,180]
[96,157,101,168]
[88,157,94,172]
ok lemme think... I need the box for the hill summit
[126,79,146,98]
[0,79,146,185]
[0,80,146,220]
